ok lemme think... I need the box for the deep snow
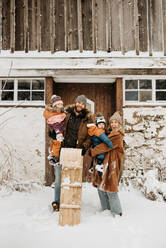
[0,183,165,248]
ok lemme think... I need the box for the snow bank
[0,183,166,248]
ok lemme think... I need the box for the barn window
[125,79,152,102]
[124,78,166,105]
[0,79,45,105]
[0,80,14,101]
[156,80,166,101]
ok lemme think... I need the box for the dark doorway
[53,82,116,123]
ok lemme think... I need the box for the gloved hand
[56,133,64,142]
[81,146,87,156]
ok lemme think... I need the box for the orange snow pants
[50,139,61,157]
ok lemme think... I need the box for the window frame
[0,78,45,106]
[123,76,166,106]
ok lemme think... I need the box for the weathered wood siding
[1,0,165,54]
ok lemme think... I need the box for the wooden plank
[116,78,123,112]
[111,0,120,51]
[10,0,15,53]
[138,0,148,52]
[54,0,65,51]
[119,0,125,55]
[59,148,83,226]
[44,68,166,76]
[50,0,56,53]
[31,0,37,50]
[15,0,24,51]
[24,0,29,53]
[92,0,97,53]
[162,0,166,55]
[134,0,139,55]
[2,0,10,50]
[45,77,54,186]
[147,0,152,56]
[41,0,50,51]
[106,0,111,52]
[68,0,78,51]
[0,0,2,51]
[103,0,107,51]
[123,0,135,52]
[77,0,83,52]
[96,0,106,51]
[64,0,69,52]
[37,0,41,52]
[82,0,92,50]
[152,0,163,51]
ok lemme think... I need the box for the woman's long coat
[91,130,124,192]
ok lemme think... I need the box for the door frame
[44,76,123,185]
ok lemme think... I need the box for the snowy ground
[0,183,165,248]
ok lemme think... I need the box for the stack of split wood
[59,148,83,226]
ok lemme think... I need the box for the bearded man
[63,95,93,156]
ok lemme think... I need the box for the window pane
[32,92,44,101]
[18,91,30,100]
[32,80,44,90]
[18,80,30,90]
[156,80,166,89]
[1,91,14,100]
[156,91,166,101]
[140,80,152,89]
[125,80,138,89]
[125,91,138,101]
[2,80,14,90]
[139,91,152,102]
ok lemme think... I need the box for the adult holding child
[43,95,66,211]
[90,111,124,216]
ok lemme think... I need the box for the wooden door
[54,82,116,181]
[54,82,116,124]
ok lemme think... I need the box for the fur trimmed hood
[65,104,93,122]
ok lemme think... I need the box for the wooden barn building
[1,0,166,185]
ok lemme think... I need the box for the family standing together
[43,94,124,217]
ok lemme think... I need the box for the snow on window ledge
[0,101,45,107]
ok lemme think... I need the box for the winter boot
[52,201,60,212]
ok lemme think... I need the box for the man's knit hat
[75,95,87,106]
[95,114,106,126]
[51,95,63,106]
[109,111,122,125]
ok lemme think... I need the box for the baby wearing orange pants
[43,95,66,164]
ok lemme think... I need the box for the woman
[91,111,124,216]
[43,94,66,211]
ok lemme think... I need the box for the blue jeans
[97,188,122,215]
[54,165,62,203]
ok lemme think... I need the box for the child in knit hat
[43,95,66,165]
[87,113,113,173]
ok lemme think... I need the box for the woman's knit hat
[109,111,122,125]
[51,95,63,106]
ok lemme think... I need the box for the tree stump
[58,148,83,226]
